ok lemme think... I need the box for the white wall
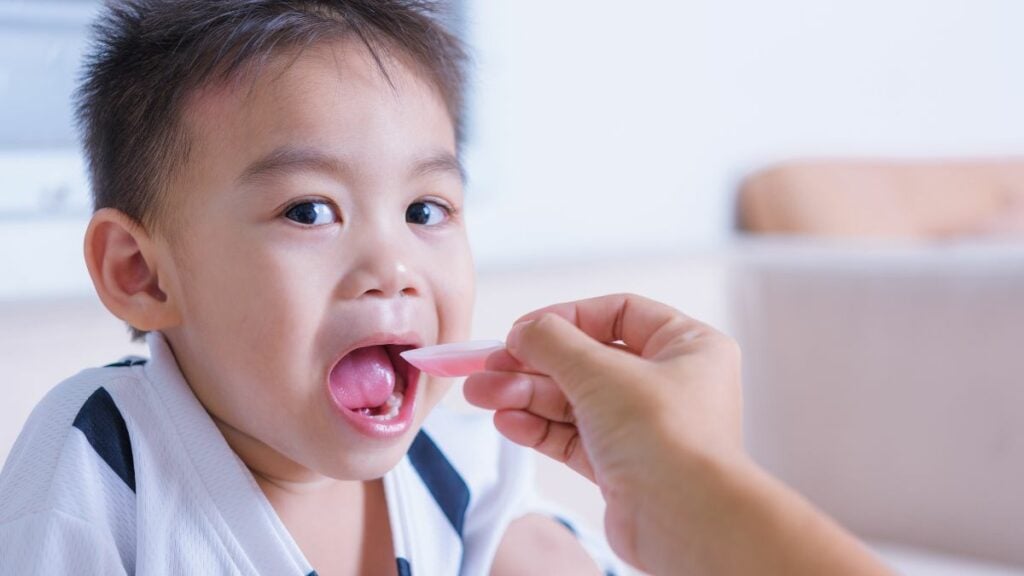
[0,2,98,299]
[463,0,1024,266]
[0,1,97,149]
[3,1,1024,296]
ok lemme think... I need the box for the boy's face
[159,40,473,482]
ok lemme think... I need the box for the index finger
[511,293,711,360]
[484,340,632,374]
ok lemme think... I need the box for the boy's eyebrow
[239,147,339,184]
[411,152,467,183]
[238,146,465,184]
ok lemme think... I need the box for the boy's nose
[339,243,422,300]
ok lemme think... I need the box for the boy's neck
[253,465,395,576]
[217,414,398,575]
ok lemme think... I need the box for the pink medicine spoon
[399,340,505,377]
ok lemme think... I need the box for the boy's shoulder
[417,408,627,575]
[0,359,147,520]
[384,405,538,575]
[0,359,148,572]
[418,404,534,494]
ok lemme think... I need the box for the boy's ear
[84,208,181,333]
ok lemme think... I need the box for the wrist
[630,433,762,575]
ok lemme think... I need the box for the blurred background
[2,1,1024,574]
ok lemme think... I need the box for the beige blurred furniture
[735,159,1024,573]
[738,159,1024,239]
[731,240,1024,572]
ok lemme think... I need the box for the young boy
[0,1,619,574]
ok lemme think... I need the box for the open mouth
[328,344,419,426]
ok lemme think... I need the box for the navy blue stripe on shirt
[72,387,136,492]
[310,559,409,575]
[554,515,579,537]
[557,516,619,575]
[407,431,470,538]
[104,357,148,368]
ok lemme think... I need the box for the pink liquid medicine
[399,340,505,377]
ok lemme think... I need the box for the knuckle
[531,312,563,333]
[534,419,554,450]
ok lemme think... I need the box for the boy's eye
[406,200,449,226]
[284,201,338,226]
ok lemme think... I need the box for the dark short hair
[76,0,467,233]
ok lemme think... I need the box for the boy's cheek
[438,261,477,340]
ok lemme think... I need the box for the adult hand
[464,294,893,576]
[464,293,742,570]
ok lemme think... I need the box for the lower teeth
[359,391,404,420]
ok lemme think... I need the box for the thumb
[506,313,624,402]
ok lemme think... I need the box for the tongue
[329,346,396,410]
